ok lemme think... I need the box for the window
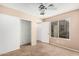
[51,20,69,39]
[51,21,58,37]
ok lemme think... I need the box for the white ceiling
[0,3,79,19]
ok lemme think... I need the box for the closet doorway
[20,20,31,47]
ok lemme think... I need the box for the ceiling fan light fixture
[38,3,56,15]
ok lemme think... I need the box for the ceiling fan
[38,3,56,15]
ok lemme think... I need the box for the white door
[37,22,50,43]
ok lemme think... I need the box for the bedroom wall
[44,9,79,50]
[0,5,38,46]
[0,14,20,54]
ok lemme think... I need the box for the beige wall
[44,9,79,50]
[0,5,38,46]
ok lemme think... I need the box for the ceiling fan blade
[48,4,54,7]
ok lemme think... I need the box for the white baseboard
[0,47,20,55]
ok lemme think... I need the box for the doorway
[20,20,31,47]
[37,22,50,43]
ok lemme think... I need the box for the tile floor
[1,42,79,56]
